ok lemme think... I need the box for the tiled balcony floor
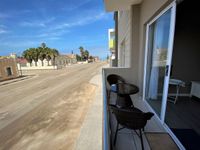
[108,93,166,150]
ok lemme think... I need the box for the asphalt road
[0,62,106,150]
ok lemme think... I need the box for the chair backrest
[107,74,125,86]
[110,105,154,130]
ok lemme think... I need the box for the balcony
[102,67,179,150]
[109,39,115,52]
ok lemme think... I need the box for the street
[0,62,106,150]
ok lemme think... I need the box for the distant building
[93,56,100,62]
[10,53,17,59]
[0,58,19,81]
[65,54,77,64]
[54,54,77,68]
[16,58,28,67]
[108,28,116,66]
[54,55,68,69]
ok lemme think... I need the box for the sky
[0,0,114,59]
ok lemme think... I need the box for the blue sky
[0,0,114,59]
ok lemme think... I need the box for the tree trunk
[52,57,55,66]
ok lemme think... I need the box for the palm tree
[84,50,89,60]
[79,46,84,61]
[41,42,46,49]
[76,54,81,61]
[38,48,46,66]
[22,49,33,66]
[22,43,60,67]
[51,48,59,66]
[46,49,51,66]
[38,43,47,66]
[31,48,39,66]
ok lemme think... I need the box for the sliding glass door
[144,3,176,121]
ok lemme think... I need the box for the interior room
[165,0,200,149]
[145,0,200,149]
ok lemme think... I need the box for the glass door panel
[145,9,172,117]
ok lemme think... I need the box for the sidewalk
[75,69,103,150]
[0,75,33,86]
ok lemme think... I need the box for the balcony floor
[108,93,168,150]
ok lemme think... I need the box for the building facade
[65,54,77,65]
[0,58,19,81]
[108,29,117,66]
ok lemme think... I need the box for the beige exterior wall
[117,0,172,94]
[0,58,19,81]
[137,0,171,93]
[118,8,131,67]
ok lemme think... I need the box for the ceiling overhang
[104,0,143,12]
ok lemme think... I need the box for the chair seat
[109,105,154,150]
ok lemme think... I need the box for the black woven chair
[107,74,125,86]
[106,74,125,103]
[109,104,154,150]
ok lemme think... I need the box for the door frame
[142,1,177,123]
[142,2,186,149]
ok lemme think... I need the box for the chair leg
[139,129,144,150]
[107,90,110,104]
[114,123,119,146]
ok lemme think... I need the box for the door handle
[165,65,169,76]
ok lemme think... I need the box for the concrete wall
[0,58,19,81]
[103,67,139,90]
[118,9,131,67]
[136,0,171,94]
[130,5,140,86]
[19,65,58,70]
[116,0,172,94]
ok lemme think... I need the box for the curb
[0,76,33,86]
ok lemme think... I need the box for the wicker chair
[107,74,125,86]
[106,74,125,103]
[109,104,154,150]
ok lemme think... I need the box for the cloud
[0,29,8,34]
[61,0,92,11]
[47,37,61,40]
[72,12,108,26]
[54,12,109,30]
[19,17,55,28]
[0,25,9,34]
[20,10,32,14]
[37,29,69,38]
[0,13,10,19]
[0,24,6,28]
[1,40,39,48]
[20,21,46,27]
